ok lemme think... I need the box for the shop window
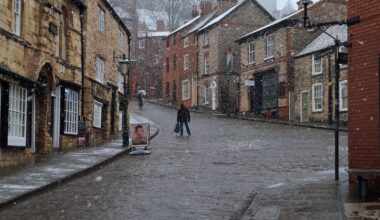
[262,73,277,109]
[64,89,79,135]
[93,101,103,128]
[8,84,27,146]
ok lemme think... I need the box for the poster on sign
[130,123,150,146]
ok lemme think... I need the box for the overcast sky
[277,0,319,10]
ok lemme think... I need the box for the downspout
[80,8,85,120]
[196,33,199,109]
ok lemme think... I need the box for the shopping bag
[174,123,180,133]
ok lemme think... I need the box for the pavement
[0,112,159,209]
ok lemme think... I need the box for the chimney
[200,0,213,16]
[297,0,313,10]
[156,20,165,31]
[192,4,199,18]
[217,0,238,11]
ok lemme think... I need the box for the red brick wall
[348,0,380,190]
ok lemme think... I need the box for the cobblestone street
[0,102,348,220]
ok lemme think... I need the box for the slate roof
[185,11,217,36]
[295,25,347,57]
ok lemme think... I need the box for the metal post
[334,40,340,180]
[122,74,129,147]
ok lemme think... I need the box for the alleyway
[0,102,348,220]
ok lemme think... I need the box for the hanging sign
[245,80,255,87]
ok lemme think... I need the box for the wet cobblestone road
[0,102,348,220]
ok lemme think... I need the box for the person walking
[177,103,191,136]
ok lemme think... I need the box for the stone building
[82,0,130,146]
[347,0,380,192]
[237,0,347,120]
[197,0,274,114]
[162,15,201,106]
[136,22,169,98]
[0,0,86,168]
[293,25,348,125]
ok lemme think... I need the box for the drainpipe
[80,8,85,120]
[196,34,199,109]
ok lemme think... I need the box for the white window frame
[339,80,348,112]
[119,30,125,52]
[8,84,27,147]
[93,101,103,128]
[184,54,190,70]
[266,34,274,59]
[184,36,189,48]
[119,111,123,131]
[96,57,104,83]
[98,6,105,33]
[312,55,323,75]
[312,83,323,112]
[226,52,234,73]
[204,85,209,104]
[339,46,348,69]
[182,79,190,101]
[118,72,124,93]
[204,56,209,75]
[155,55,160,65]
[139,39,145,49]
[248,42,255,64]
[204,32,209,46]
[13,0,22,36]
[64,89,79,135]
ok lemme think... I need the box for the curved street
[0,102,348,220]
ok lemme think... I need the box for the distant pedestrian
[177,103,191,136]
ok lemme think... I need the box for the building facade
[197,0,274,114]
[0,0,86,168]
[237,0,347,120]
[294,25,348,125]
[136,24,169,98]
[348,0,380,191]
[82,0,130,146]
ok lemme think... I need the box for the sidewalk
[147,99,347,132]
[0,113,159,209]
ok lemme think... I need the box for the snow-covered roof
[199,0,246,32]
[295,25,347,57]
[138,31,170,38]
[168,15,201,36]
[186,11,217,36]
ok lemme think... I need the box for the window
[339,46,348,68]
[139,39,145,49]
[204,85,209,104]
[155,55,160,65]
[248,42,255,64]
[138,55,144,62]
[166,57,170,71]
[262,73,277,109]
[312,55,322,75]
[340,80,348,111]
[173,34,176,45]
[266,34,274,58]
[13,0,22,35]
[184,54,190,70]
[158,38,162,48]
[184,36,189,48]
[119,30,124,52]
[119,111,123,131]
[96,57,105,83]
[8,85,27,146]
[93,101,103,128]
[64,89,79,135]
[312,83,323,112]
[55,24,60,57]
[182,80,190,100]
[226,52,234,73]
[173,54,177,69]
[204,32,209,46]
[98,6,105,33]
[204,56,209,75]
[118,72,123,93]
[166,82,170,97]
[166,38,170,49]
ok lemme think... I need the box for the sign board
[130,123,150,147]
[245,80,255,87]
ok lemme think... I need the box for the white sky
[277,0,319,10]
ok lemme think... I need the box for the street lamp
[301,0,360,181]
[119,54,131,147]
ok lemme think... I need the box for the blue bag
[174,123,180,133]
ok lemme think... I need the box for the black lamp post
[119,54,131,147]
[301,0,360,181]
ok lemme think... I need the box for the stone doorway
[35,63,55,154]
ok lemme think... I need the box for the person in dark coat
[177,103,191,136]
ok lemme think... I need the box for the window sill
[63,133,79,137]
[203,102,209,105]
[312,110,323,113]
[248,62,256,66]
[340,109,348,112]
[93,126,103,130]
[312,72,323,76]
[264,56,274,62]
[203,45,209,49]
[182,97,190,101]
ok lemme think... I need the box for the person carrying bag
[176,103,191,136]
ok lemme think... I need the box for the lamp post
[119,54,131,147]
[301,0,359,181]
